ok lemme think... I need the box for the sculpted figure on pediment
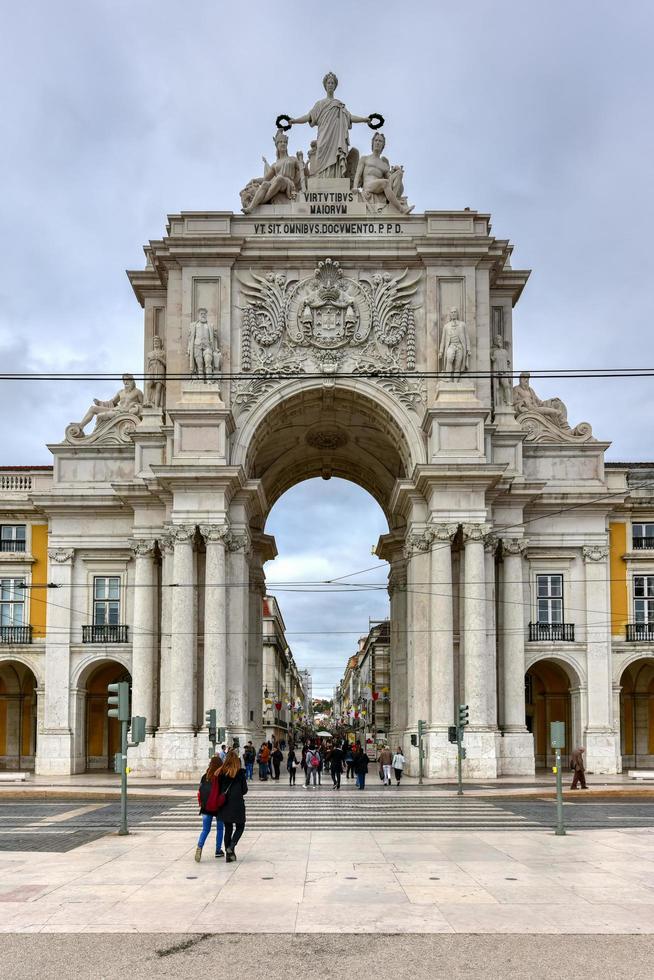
[287,72,372,179]
[145,335,166,408]
[490,334,512,406]
[241,130,304,214]
[353,133,413,214]
[188,308,221,382]
[439,308,470,381]
[513,371,595,443]
[67,373,144,443]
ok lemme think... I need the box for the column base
[155,730,200,779]
[35,729,75,775]
[584,728,620,774]
[126,734,158,777]
[496,730,535,776]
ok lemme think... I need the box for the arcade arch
[525,658,582,768]
[79,660,131,771]
[0,660,37,771]
[619,657,654,770]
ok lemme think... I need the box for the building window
[633,575,654,623]
[93,576,121,626]
[0,577,26,625]
[536,574,563,624]
[0,525,26,552]
[633,523,654,550]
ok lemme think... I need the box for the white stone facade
[2,97,651,779]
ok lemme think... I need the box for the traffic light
[205,708,217,742]
[108,682,130,722]
[448,725,458,744]
[410,733,418,746]
[459,746,467,760]
[457,704,469,727]
[130,716,146,745]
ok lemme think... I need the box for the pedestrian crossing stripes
[133,793,544,831]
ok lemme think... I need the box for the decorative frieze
[583,545,609,562]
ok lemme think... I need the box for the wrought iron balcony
[0,538,26,552]
[626,623,654,642]
[0,624,33,644]
[633,536,654,550]
[528,622,575,642]
[82,624,129,643]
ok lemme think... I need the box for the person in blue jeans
[195,756,225,860]
[243,741,255,781]
[353,746,369,790]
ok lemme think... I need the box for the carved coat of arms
[234,258,423,414]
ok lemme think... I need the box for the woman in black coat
[216,749,248,861]
[353,747,369,790]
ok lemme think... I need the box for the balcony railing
[82,624,129,643]
[0,539,26,552]
[528,622,575,642]
[626,623,654,642]
[0,625,33,644]
[633,537,654,550]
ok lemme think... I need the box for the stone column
[130,539,157,731]
[461,524,491,727]
[248,560,265,744]
[500,537,529,731]
[158,532,174,731]
[169,524,196,731]
[429,524,457,728]
[226,529,251,738]
[404,530,432,731]
[388,558,407,737]
[583,544,618,773]
[484,534,498,728]
[199,524,229,731]
[38,548,74,774]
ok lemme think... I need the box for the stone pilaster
[169,524,196,731]
[582,544,619,773]
[37,548,74,775]
[404,530,432,732]
[461,524,491,727]
[226,528,252,741]
[388,558,407,737]
[429,523,457,729]
[157,531,174,731]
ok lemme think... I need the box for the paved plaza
[1,781,653,937]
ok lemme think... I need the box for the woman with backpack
[287,745,299,785]
[215,748,248,862]
[195,755,225,861]
[305,744,321,787]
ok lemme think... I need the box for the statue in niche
[73,373,144,433]
[490,334,512,406]
[240,130,304,213]
[188,308,221,383]
[353,132,412,214]
[145,335,166,408]
[512,371,570,429]
[439,308,471,381]
[288,72,372,179]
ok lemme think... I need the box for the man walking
[570,746,588,789]
[378,744,393,786]
[329,742,344,790]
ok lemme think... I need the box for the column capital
[403,529,432,557]
[130,538,156,558]
[583,544,609,562]
[199,523,231,544]
[501,536,529,556]
[430,522,458,542]
[170,524,196,544]
[158,529,175,555]
[48,548,74,564]
[461,522,492,543]
[484,532,499,554]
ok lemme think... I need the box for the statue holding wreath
[281,71,381,179]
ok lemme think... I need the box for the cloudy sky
[1,2,653,694]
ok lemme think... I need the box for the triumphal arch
[6,74,624,779]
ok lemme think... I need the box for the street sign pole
[418,719,425,785]
[456,725,463,796]
[550,720,566,837]
[119,718,128,836]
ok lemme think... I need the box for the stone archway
[80,660,131,771]
[525,658,581,768]
[619,657,654,770]
[0,660,38,771]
